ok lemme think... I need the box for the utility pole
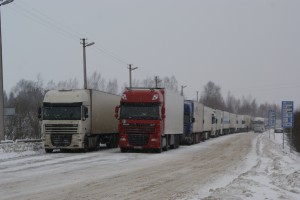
[80,38,94,89]
[128,64,138,88]
[0,0,14,141]
[196,91,199,102]
[181,85,187,96]
[154,76,161,88]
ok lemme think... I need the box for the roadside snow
[181,131,300,200]
[0,142,44,160]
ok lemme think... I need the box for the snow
[179,130,300,200]
[0,142,44,160]
[0,131,299,200]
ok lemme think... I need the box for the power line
[18,0,84,39]
[8,1,131,68]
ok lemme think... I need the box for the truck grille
[128,134,149,146]
[45,124,78,134]
[51,134,72,147]
[123,124,155,146]
[123,124,155,134]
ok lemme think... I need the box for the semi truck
[253,117,265,133]
[115,88,184,153]
[181,100,204,145]
[39,89,119,153]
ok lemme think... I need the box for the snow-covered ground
[0,131,299,200]
[183,130,300,200]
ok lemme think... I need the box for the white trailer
[203,106,214,139]
[215,109,223,136]
[40,89,119,152]
[193,101,204,134]
[236,115,244,133]
[222,111,230,135]
[164,90,184,135]
[229,113,237,133]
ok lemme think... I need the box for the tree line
[3,72,281,140]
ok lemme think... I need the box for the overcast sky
[2,0,300,108]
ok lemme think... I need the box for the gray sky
[2,0,300,108]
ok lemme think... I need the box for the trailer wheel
[171,135,179,149]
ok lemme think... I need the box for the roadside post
[281,101,294,149]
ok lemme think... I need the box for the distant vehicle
[274,127,284,133]
[252,117,265,133]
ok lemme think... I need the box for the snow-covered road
[0,131,299,200]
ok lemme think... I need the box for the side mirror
[192,117,195,123]
[115,106,119,119]
[84,107,89,118]
[38,107,42,120]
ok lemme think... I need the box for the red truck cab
[115,88,166,152]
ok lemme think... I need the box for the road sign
[281,101,294,128]
[268,110,276,128]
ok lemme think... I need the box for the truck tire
[163,136,169,151]
[45,149,53,153]
[174,135,180,149]
[83,136,89,153]
[156,139,163,153]
[120,148,127,153]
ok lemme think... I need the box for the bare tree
[87,71,105,90]
[5,79,44,140]
[142,77,155,88]
[162,76,179,92]
[46,78,79,90]
[106,79,118,94]
[200,81,225,110]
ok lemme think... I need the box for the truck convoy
[39,89,119,152]
[115,88,184,153]
[38,88,259,154]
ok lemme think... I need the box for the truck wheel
[156,147,162,153]
[45,149,53,153]
[175,135,180,149]
[156,140,163,153]
[120,148,127,153]
[83,136,89,153]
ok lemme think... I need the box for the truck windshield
[43,103,82,120]
[253,121,264,125]
[120,103,160,120]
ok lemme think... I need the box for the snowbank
[0,142,44,160]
